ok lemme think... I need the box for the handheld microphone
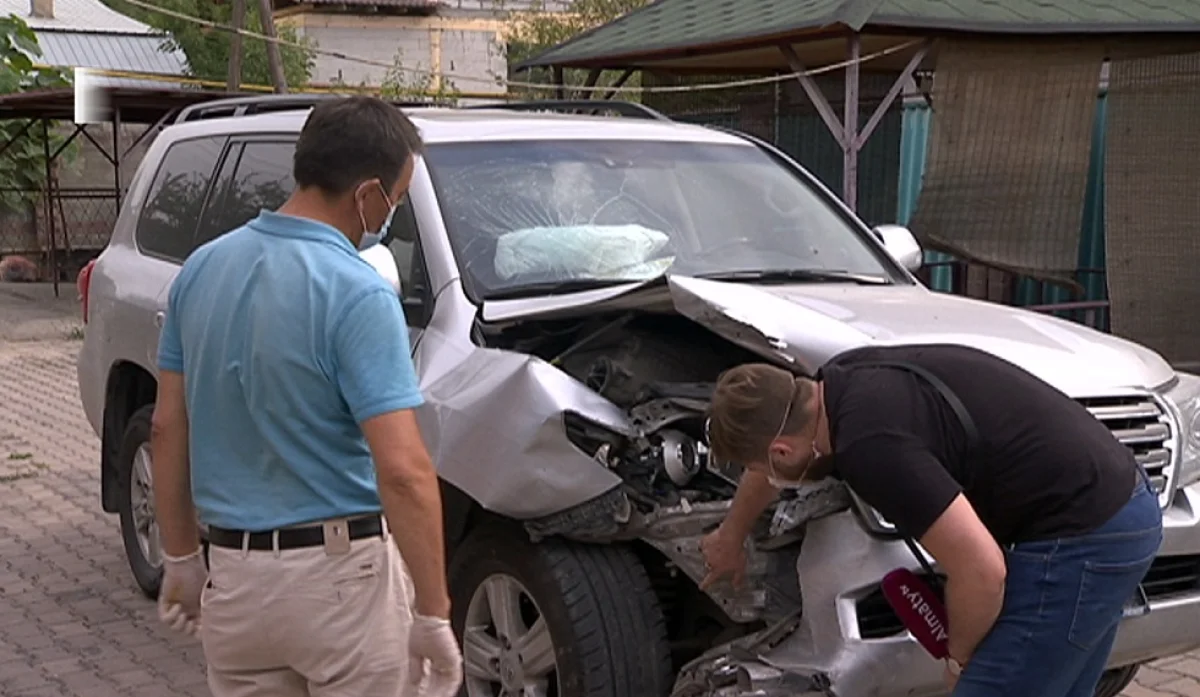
[880,568,949,659]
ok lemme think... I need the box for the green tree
[0,13,71,213]
[502,0,649,97]
[379,48,462,104]
[100,0,315,88]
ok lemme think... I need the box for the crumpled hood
[667,276,1175,397]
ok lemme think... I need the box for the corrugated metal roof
[0,0,157,34]
[37,31,189,89]
[522,0,1200,69]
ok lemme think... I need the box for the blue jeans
[952,471,1164,697]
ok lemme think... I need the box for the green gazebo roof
[519,0,1200,70]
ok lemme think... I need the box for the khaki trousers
[200,523,414,697]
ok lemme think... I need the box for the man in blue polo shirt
[149,96,462,697]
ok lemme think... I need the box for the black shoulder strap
[841,359,980,590]
[854,360,980,457]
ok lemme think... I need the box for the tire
[1094,664,1140,697]
[449,524,673,697]
[115,404,163,598]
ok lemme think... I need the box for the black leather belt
[207,515,384,551]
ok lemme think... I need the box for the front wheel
[1095,664,1140,697]
[115,404,163,598]
[449,525,673,697]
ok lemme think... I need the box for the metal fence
[641,71,904,227]
[0,186,118,283]
[0,121,148,283]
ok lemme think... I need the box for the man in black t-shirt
[700,343,1163,697]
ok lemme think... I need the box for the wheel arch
[101,360,158,513]
[440,478,512,560]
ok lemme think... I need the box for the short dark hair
[293,96,425,196]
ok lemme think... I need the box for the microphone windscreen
[880,568,950,659]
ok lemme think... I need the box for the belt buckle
[322,518,352,555]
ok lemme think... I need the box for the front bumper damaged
[668,510,920,697]
[674,482,1200,697]
[671,612,833,697]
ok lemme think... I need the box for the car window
[422,139,902,300]
[386,231,431,327]
[135,136,225,262]
[192,143,241,250]
[386,208,425,293]
[195,140,295,249]
[194,139,415,255]
[384,197,421,290]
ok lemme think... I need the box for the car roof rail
[173,94,340,124]
[463,100,672,121]
[172,94,445,124]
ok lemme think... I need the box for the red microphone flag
[880,568,950,659]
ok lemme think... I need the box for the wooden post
[257,0,288,94]
[842,34,861,212]
[780,37,931,215]
[41,119,58,296]
[227,0,246,92]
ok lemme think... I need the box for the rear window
[192,138,417,254]
[135,136,225,262]
[194,140,295,249]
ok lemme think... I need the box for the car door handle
[154,311,165,328]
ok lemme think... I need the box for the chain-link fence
[0,188,119,281]
[0,120,152,283]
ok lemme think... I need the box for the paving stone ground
[0,280,1198,697]
[0,282,209,697]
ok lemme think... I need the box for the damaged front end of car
[406,273,915,696]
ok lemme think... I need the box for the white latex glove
[157,547,207,637]
[408,614,464,697]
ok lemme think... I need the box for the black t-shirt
[819,343,1138,545]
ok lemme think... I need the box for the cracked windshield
[422,139,899,299]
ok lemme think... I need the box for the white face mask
[357,183,397,251]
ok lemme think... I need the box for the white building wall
[279,13,513,95]
[278,2,572,96]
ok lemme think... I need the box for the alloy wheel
[462,573,560,697]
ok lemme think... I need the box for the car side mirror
[872,224,923,272]
[359,244,402,294]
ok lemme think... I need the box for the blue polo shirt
[156,210,424,531]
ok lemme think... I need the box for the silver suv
[76,95,1200,697]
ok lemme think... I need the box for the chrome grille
[1078,395,1175,506]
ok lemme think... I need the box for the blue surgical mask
[357,183,396,251]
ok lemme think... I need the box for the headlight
[1166,372,1200,488]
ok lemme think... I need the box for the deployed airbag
[493,223,674,281]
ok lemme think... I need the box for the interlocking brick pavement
[1,281,1199,697]
[0,283,210,697]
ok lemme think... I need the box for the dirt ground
[0,281,1197,697]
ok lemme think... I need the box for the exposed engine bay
[475,308,855,679]
[492,313,748,496]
